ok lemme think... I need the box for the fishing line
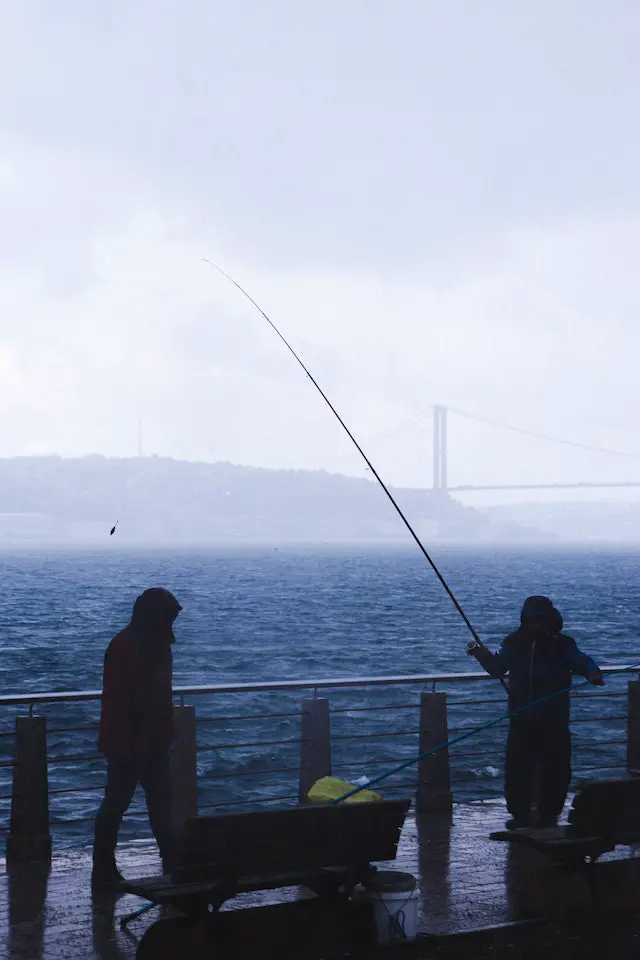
[202,259,498,668]
[119,671,634,931]
[331,664,640,804]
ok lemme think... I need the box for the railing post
[7,715,52,863]
[416,691,453,815]
[170,704,198,840]
[627,680,640,772]
[299,697,331,803]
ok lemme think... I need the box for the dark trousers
[505,723,571,824]
[93,752,176,870]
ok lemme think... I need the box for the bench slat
[174,800,409,883]
[570,779,640,843]
[122,866,356,906]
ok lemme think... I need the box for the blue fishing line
[332,665,640,804]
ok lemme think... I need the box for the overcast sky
[1,1,640,499]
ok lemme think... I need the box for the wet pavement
[0,800,638,958]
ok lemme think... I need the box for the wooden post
[6,716,52,863]
[299,698,331,803]
[416,691,453,815]
[170,705,198,840]
[7,862,49,957]
[628,680,640,772]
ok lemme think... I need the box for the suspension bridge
[431,405,640,493]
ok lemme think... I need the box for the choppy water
[0,545,638,846]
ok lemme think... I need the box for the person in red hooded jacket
[92,587,182,889]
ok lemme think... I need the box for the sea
[0,545,638,847]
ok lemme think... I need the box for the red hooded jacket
[98,588,181,758]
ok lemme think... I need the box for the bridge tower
[433,405,448,492]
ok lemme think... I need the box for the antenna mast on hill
[137,417,143,458]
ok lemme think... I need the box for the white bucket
[353,870,420,944]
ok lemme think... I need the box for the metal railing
[0,664,636,846]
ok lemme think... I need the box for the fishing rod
[202,259,503,681]
[331,663,639,804]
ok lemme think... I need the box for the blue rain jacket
[479,629,600,729]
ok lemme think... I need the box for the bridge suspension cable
[447,406,640,461]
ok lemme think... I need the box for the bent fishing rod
[203,259,502,678]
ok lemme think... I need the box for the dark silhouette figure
[92,587,182,890]
[469,595,603,828]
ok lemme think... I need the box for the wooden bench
[122,799,411,953]
[490,778,640,901]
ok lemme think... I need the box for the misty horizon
[0,453,640,547]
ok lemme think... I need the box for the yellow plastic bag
[306,776,382,804]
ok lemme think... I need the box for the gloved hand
[587,670,605,686]
[466,641,482,658]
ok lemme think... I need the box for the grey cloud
[2,2,639,270]
[2,2,640,493]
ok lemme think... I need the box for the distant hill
[485,501,640,544]
[0,455,531,546]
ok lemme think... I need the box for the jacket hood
[130,588,182,644]
[520,595,563,633]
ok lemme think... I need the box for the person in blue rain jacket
[468,595,603,829]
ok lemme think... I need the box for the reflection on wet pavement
[0,801,636,957]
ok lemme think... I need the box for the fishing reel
[466,640,483,657]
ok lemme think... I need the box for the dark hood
[520,595,563,633]
[130,588,182,646]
